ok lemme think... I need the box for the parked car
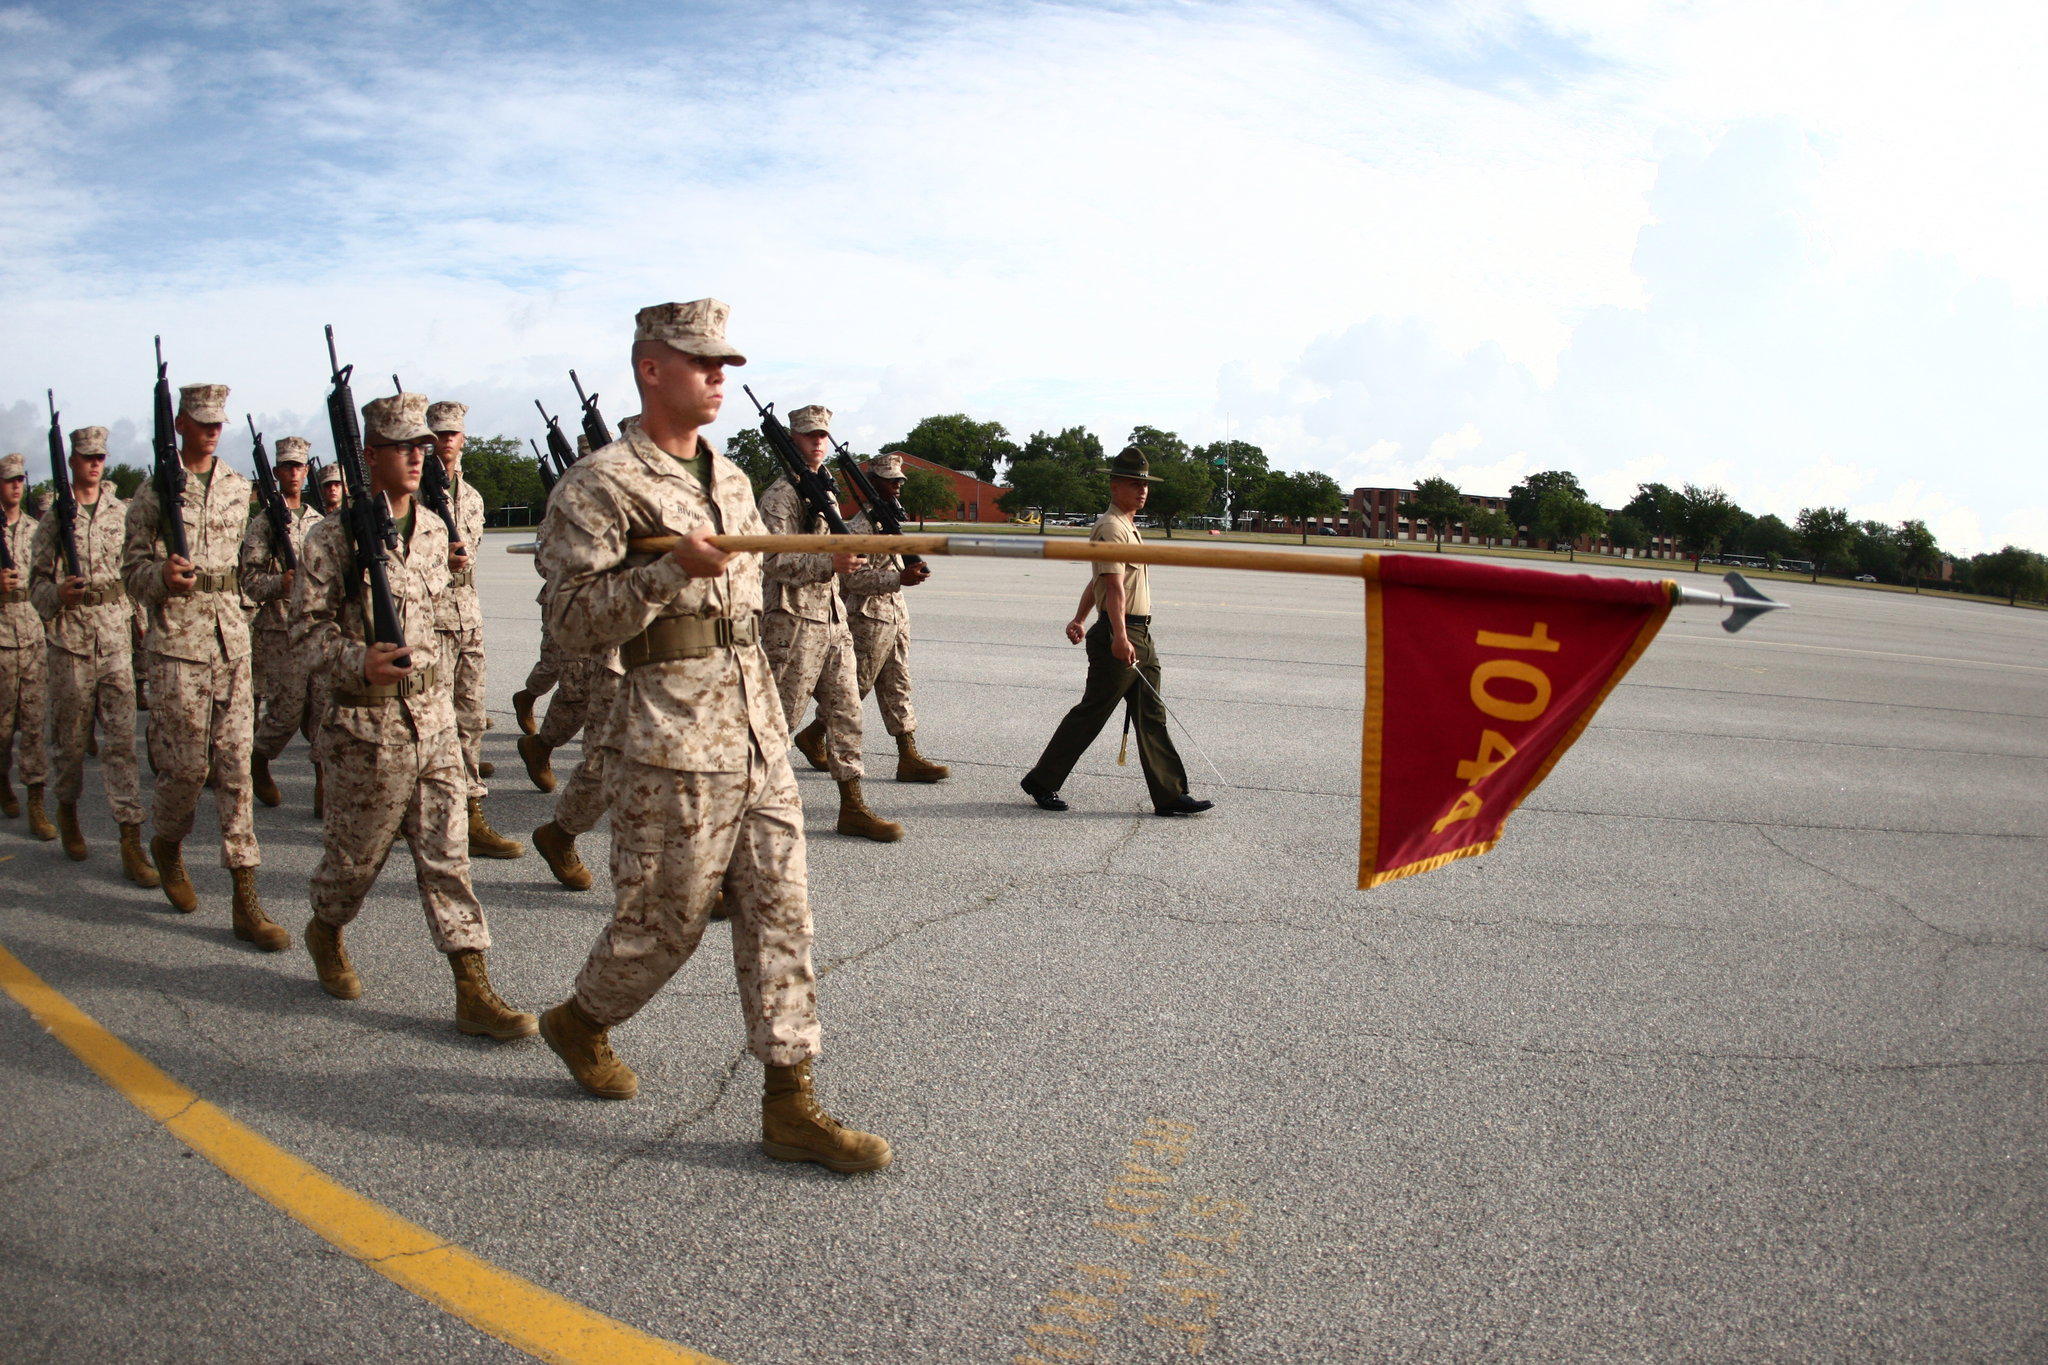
[1855,573,1877,582]
[1316,526,1339,536]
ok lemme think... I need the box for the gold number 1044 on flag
[1432,623,1560,834]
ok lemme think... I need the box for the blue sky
[2,0,2042,554]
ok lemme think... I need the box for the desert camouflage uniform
[0,510,48,790]
[30,492,141,823]
[123,466,260,868]
[293,508,488,951]
[553,659,621,836]
[242,501,323,758]
[758,478,864,780]
[840,509,918,737]
[549,421,817,1064]
[434,473,488,797]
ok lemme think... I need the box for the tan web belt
[192,568,240,594]
[334,661,442,705]
[74,579,125,608]
[621,613,758,669]
[0,589,26,605]
[449,569,475,588]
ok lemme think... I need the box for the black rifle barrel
[830,436,923,571]
[746,385,849,535]
[151,335,189,561]
[324,325,405,649]
[535,400,577,477]
[247,415,297,573]
[570,370,613,452]
[47,390,81,581]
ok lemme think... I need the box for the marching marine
[427,401,523,858]
[513,437,588,740]
[760,406,903,842]
[839,450,948,784]
[537,299,889,1174]
[313,462,344,516]
[28,427,157,882]
[242,435,322,808]
[292,393,533,1040]
[0,453,54,841]
[122,382,278,942]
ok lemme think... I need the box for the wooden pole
[626,532,1382,579]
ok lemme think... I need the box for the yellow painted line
[0,941,725,1365]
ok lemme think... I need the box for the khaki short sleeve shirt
[1089,510,1150,616]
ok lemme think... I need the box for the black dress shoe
[1020,777,1069,812]
[1154,795,1214,817]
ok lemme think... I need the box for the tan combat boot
[893,731,950,783]
[311,763,324,820]
[761,1061,893,1174]
[304,918,361,999]
[791,718,830,772]
[449,949,538,1039]
[533,821,592,890]
[512,687,539,736]
[230,868,289,951]
[835,779,904,842]
[538,999,637,1099]
[0,772,17,818]
[517,733,556,792]
[152,836,197,912]
[251,752,280,808]
[467,797,525,859]
[119,823,160,887]
[57,801,88,861]
[25,785,56,841]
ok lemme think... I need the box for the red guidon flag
[1359,556,1672,888]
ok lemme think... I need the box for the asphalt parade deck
[3,537,2042,1362]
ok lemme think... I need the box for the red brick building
[898,452,1013,524]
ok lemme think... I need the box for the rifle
[530,439,556,494]
[246,415,296,573]
[395,376,465,556]
[570,370,613,452]
[535,400,578,479]
[830,435,923,571]
[323,326,404,649]
[745,385,849,535]
[151,335,189,561]
[47,390,81,582]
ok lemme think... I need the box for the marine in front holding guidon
[242,434,322,809]
[28,426,157,882]
[537,298,889,1174]
[291,390,533,1040]
[122,378,280,943]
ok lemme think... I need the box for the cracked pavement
[2,537,2043,1362]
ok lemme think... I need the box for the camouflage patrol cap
[178,383,230,423]
[0,453,25,481]
[361,393,433,446]
[633,299,747,365]
[426,400,467,434]
[273,436,311,465]
[788,405,831,435]
[69,426,110,457]
[868,450,906,480]
[314,464,342,487]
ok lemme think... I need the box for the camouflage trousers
[850,615,917,737]
[252,627,316,760]
[537,655,596,749]
[761,612,863,781]
[147,649,258,868]
[48,645,143,825]
[310,727,489,953]
[0,643,47,787]
[523,631,564,697]
[555,666,620,837]
[439,626,487,799]
[572,747,819,1066]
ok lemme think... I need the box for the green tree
[725,428,780,493]
[1606,511,1648,555]
[898,465,954,527]
[1794,506,1855,582]
[1263,470,1345,544]
[997,460,1084,524]
[1192,439,1269,527]
[1622,483,1680,539]
[1536,488,1607,562]
[1747,513,1798,565]
[460,435,543,518]
[1125,425,1190,464]
[1017,426,1103,469]
[1970,546,2048,605]
[1850,520,1904,583]
[1146,456,1215,538]
[1896,519,1940,592]
[1507,470,1586,537]
[1396,476,1467,551]
[1672,484,1742,570]
[107,462,147,498]
[1466,506,1516,547]
[893,414,1017,482]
